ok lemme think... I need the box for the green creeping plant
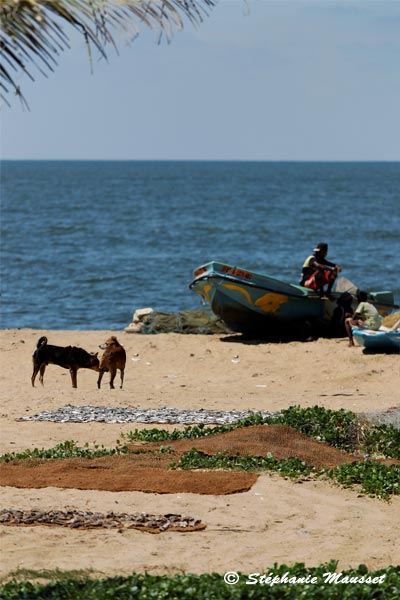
[1,565,399,599]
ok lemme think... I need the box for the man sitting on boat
[300,242,342,299]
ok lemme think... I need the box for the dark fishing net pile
[136,309,231,335]
[127,309,399,338]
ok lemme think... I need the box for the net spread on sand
[2,425,397,495]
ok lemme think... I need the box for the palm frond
[0,0,216,108]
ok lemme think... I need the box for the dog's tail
[36,336,48,349]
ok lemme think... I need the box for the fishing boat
[189,261,396,338]
[352,327,400,352]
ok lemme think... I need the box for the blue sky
[1,0,400,160]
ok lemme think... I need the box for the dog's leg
[109,367,117,389]
[39,364,46,386]
[120,368,124,389]
[70,368,78,388]
[97,371,105,389]
[31,364,40,387]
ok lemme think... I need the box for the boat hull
[190,262,326,336]
[209,288,319,337]
[189,261,396,337]
[353,328,400,351]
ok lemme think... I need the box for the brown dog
[97,336,126,389]
[32,336,99,388]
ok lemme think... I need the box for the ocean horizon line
[2,158,399,164]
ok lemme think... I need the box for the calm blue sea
[1,161,399,330]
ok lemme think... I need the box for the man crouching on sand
[345,290,381,347]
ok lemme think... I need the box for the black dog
[31,336,100,388]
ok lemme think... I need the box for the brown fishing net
[2,425,397,494]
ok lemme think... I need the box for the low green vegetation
[124,422,236,443]
[361,424,400,460]
[1,564,399,599]
[174,449,400,500]
[0,440,130,463]
[273,406,400,460]
[125,405,400,459]
[323,462,400,499]
[174,450,312,479]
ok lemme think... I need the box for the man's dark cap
[313,242,328,253]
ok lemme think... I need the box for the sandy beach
[1,327,399,577]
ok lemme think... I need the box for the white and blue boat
[352,327,400,352]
